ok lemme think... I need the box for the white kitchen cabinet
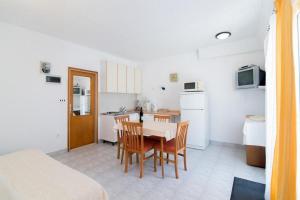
[99,113,139,143]
[106,61,118,93]
[99,115,117,143]
[127,66,135,94]
[117,64,127,93]
[134,68,142,94]
[102,61,142,94]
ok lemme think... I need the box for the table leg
[160,138,164,178]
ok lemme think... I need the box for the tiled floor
[51,143,265,200]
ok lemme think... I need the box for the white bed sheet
[0,150,108,200]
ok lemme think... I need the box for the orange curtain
[271,0,297,199]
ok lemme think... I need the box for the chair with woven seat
[122,121,155,178]
[114,115,129,164]
[154,114,171,123]
[153,121,189,179]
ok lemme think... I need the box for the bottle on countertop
[139,107,143,123]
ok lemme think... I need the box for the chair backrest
[122,122,143,152]
[154,114,171,123]
[115,115,130,139]
[175,121,189,151]
[114,115,130,124]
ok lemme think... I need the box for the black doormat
[230,177,265,200]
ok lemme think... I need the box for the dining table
[113,120,178,178]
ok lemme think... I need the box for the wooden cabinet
[117,64,127,93]
[134,68,142,94]
[126,66,135,94]
[106,61,118,93]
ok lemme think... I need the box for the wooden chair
[114,115,129,164]
[154,114,171,123]
[153,114,171,165]
[122,122,154,178]
[154,121,189,179]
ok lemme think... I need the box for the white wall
[0,22,137,154]
[100,93,136,113]
[140,38,265,144]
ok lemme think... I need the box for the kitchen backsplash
[99,93,137,113]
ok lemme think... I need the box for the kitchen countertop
[100,110,138,116]
[100,109,180,116]
[144,110,181,116]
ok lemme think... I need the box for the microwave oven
[236,65,266,89]
[184,81,204,92]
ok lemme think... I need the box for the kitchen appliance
[145,102,151,112]
[236,65,266,89]
[83,89,90,96]
[151,103,158,112]
[73,86,81,95]
[180,92,209,149]
[183,81,204,92]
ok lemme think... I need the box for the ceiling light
[215,32,231,40]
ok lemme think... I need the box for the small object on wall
[46,75,61,83]
[40,61,51,73]
[169,73,178,82]
[161,86,166,91]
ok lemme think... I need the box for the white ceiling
[0,0,271,61]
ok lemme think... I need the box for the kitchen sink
[106,111,124,116]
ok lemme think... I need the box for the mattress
[0,149,108,200]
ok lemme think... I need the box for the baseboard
[47,148,68,157]
[210,140,245,149]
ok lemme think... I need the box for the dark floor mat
[230,177,265,200]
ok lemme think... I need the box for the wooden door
[68,67,98,150]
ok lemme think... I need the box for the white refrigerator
[180,92,209,150]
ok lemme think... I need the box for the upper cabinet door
[134,68,142,94]
[106,61,118,93]
[127,66,135,94]
[117,64,127,93]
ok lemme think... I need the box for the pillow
[0,176,22,200]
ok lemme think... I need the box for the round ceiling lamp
[215,31,231,40]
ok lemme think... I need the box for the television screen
[238,70,254,86]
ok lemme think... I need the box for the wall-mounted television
[236,65,265,89]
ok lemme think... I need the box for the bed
[0,149,108,200]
